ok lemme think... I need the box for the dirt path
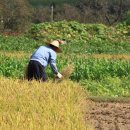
[86,100,130,130]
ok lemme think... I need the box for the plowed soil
[86,99,130,130]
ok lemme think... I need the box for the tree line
[0,0,130,33]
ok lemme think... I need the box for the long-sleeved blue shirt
[30,46,58,74]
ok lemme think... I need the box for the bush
[125,11,130,25]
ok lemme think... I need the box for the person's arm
[50,61,58,74]
[49,52,63,78]
[49,51,58,74]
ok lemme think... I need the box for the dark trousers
[27,60,46,82]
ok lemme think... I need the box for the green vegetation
[125,11,130,25]
[29,21,130,54]
[0,55,27,78]
[0,35,37,52]
[1,54,130,97]
[0,21,130,54]
[81,77,130,97]
[0,21,130,97]
[1,55,130,80]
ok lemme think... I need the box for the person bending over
[27,40,64,81]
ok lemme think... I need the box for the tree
[0,0,33,33]
[76,0,129,25]
[102,0,123,25]
[32,7,50,23]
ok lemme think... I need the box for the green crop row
[1,55,130,80]
[0,35,38,52]
[71,58,130,81]
[1,55,130,97]
[0,55,27,78]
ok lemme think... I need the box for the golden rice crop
[0,77,91,130]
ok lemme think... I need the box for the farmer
[27,40,64,81]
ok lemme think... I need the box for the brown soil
[86,101,130,130]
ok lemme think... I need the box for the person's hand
[57,72,63,79]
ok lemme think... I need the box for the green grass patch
[81,76,130,97]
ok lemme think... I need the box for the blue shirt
[30,46,58,74]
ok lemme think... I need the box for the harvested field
[86,99,130,130]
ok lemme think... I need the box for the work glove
[56,72,63,79]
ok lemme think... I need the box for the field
[0,78,91,130]
[1,21,130,97]
[0,21,130,129]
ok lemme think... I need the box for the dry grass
[0,77,91,130]
[54,65,74,83]
[62,54,130,61]
[2,50,130,61]
[0,51,29,58]
[61,65,74,79]
[90,54,130,60]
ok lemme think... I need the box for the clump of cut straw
[61,64,74,79]
[54,65,74,83]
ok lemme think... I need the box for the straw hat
[50,40,62,53]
